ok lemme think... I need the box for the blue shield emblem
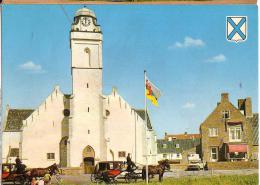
[226,16,247,43]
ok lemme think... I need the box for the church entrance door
[83,146,95,174]
[59,137,68,167]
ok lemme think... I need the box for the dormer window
[222,110,230,119]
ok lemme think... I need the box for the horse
[142,160,170,182]
[28,163,60,179]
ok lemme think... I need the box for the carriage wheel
[125,173,137,183]
[13,176,25,185]
[90,173,103,183]
[109,177,118,185]
[90,174,97,183]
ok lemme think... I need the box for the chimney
[237,98,253,117]
[238,99,245,115]
[238,99,245,110]
[245,97,253,117]
[221,93,229,102]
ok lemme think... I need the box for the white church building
[2,8,157,172]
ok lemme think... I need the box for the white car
[187,154,204,170]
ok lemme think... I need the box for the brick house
[157,133,201,164]
[200,93,258,162]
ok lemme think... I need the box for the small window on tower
[87,83,89,88]
[88,130,90,134]
[85,48,91,67]
[88,107,90,112]
[106,110,110,116]
[63,109,70,117]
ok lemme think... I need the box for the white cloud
[182,102,195,109]
[169,36,205,49]
[206,54,227,63]
[19,61,46,74]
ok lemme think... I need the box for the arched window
[85,48,91,67]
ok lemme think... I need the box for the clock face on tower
[80,17,91,27]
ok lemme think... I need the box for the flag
[145,78,161,106]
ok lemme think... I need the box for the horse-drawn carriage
[90,160,170,184]
[2,163,30,185]
[2,163,61,185]
[90,161,142,184]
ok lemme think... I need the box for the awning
[227,122,242,125]
[228,144,247,153]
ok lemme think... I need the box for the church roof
[4,109,34,132]
[135,109,152,130]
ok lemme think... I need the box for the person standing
[15,156,22,174]
[126,153,136,172]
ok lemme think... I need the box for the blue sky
[2,5,258,138]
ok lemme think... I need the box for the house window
[163,154,167,159]
[163,144,167,149]
[47,153,55,160]
[229,126,242,142]
[209,128,218,137]
[222,110,230,119]
[88,130,90,134]
[175,144,180,148]
[118,151,126,158]
[210,147,218,161]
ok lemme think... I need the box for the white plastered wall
[2,132,21,163]
[103,89,157,165]
[21,86,65,167]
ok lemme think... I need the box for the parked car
[187,153,204,170]
[186,164,201,171]
[187,153,201,162]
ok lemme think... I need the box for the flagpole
[144,70,149,184]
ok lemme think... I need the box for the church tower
[69,8,105,167]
